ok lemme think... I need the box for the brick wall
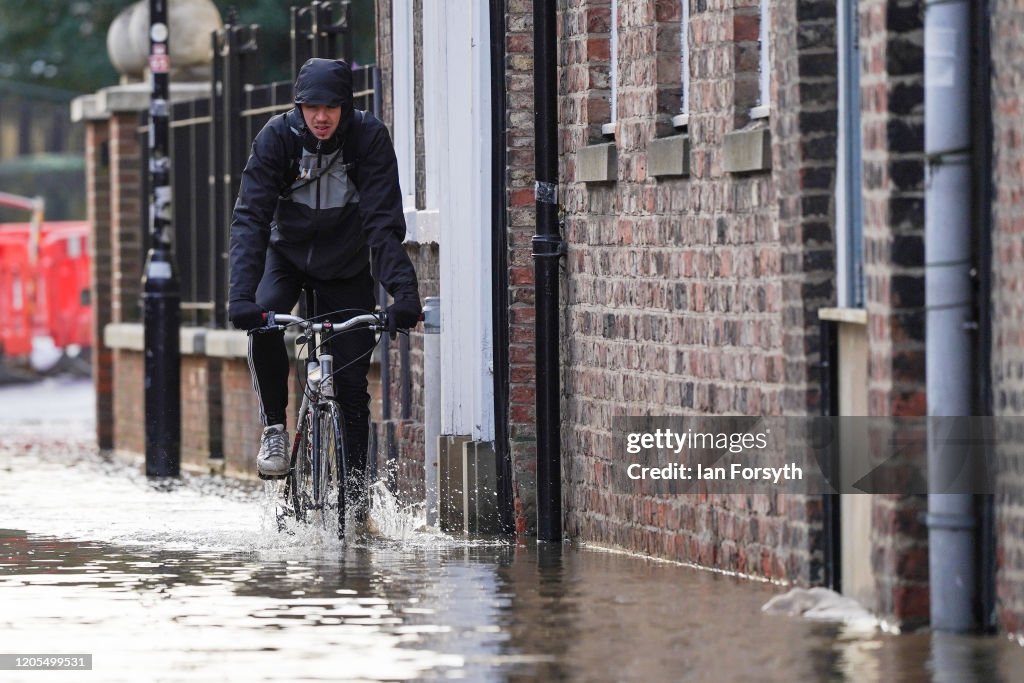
[413,0,426,209]
[112,350,144,456]
[181,355,211,470]
[221,357,265,478]
[383,242,439,504]
[375,0,394,129]
[775,0,837,415]
[555,0,836,581]
[108,112,143,324]
[85,119,114,451]
[991,0,1024,636]
[505,0,539,534]
[858,0,929,627]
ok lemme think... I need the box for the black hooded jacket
[229,58,419,306]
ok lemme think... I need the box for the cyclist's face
[302,104,342,140]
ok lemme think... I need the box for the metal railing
[138,1,376,327]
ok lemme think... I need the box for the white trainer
[257,424,289,477]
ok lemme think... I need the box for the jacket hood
[294,58,353,108]
[293,58,355,151]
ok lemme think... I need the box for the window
[603,0,619,136]
[672,0,691,129]
[750,0,771,119]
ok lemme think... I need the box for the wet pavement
[2,378,1024,682]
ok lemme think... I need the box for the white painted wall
[391,0,421,242]
[420,0,494,441]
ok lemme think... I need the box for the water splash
[368,480,428,540]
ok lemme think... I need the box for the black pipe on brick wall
[970,0,995,633]
[532,0,565,542]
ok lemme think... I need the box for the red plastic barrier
[0,225,34,357]
[0,221,91,358]
[36,222,91,350]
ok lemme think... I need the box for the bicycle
[250,293,390,538]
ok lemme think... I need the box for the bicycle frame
[258,298,385,532]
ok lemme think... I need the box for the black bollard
[143,0,181,477]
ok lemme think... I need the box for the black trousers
[249,247,376,484]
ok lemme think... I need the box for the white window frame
[392,0,416,212]
[750,0,771,119]
[673,0,691,129]
[602,0,619,136]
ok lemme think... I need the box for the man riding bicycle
[228,58,421,519]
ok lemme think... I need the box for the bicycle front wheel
[289,406,315,523]
[315,399,348,537]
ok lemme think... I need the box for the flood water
[2,378,1024,682]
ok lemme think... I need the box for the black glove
[386,297,422,337]
[229,300,265,331]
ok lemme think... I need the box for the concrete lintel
[648,134,691,178]
[103,323,144,351]
[819,307,868,325]
[577,142,618,183]
[93,82,210,115]
[205,330,250,359]
[723,125,772,174]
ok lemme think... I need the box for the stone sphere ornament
[106,0,223,82]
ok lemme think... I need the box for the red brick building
[370,0,1022,635]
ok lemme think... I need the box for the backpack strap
[278,109,365,200]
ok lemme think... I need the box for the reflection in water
[5,529,1024,682]
[2,399,1024,681]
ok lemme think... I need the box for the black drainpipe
[490,0,514,535]
[819,318,841,592]
[532,0,564,542]
[970,0,995,633]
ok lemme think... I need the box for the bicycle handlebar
[261,311,385,333]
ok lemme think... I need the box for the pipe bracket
[532,234,567,259]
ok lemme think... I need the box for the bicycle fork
[291,353,335,446]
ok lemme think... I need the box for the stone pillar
[77,98,114,450]
[107,108,143,324]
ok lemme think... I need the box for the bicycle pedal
[258,470,290,481]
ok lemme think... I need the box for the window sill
[403,207,440,245]
[723,124,771,174]
[577,142,617,183]
[648,134,690,178]
[749,104,771,120]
